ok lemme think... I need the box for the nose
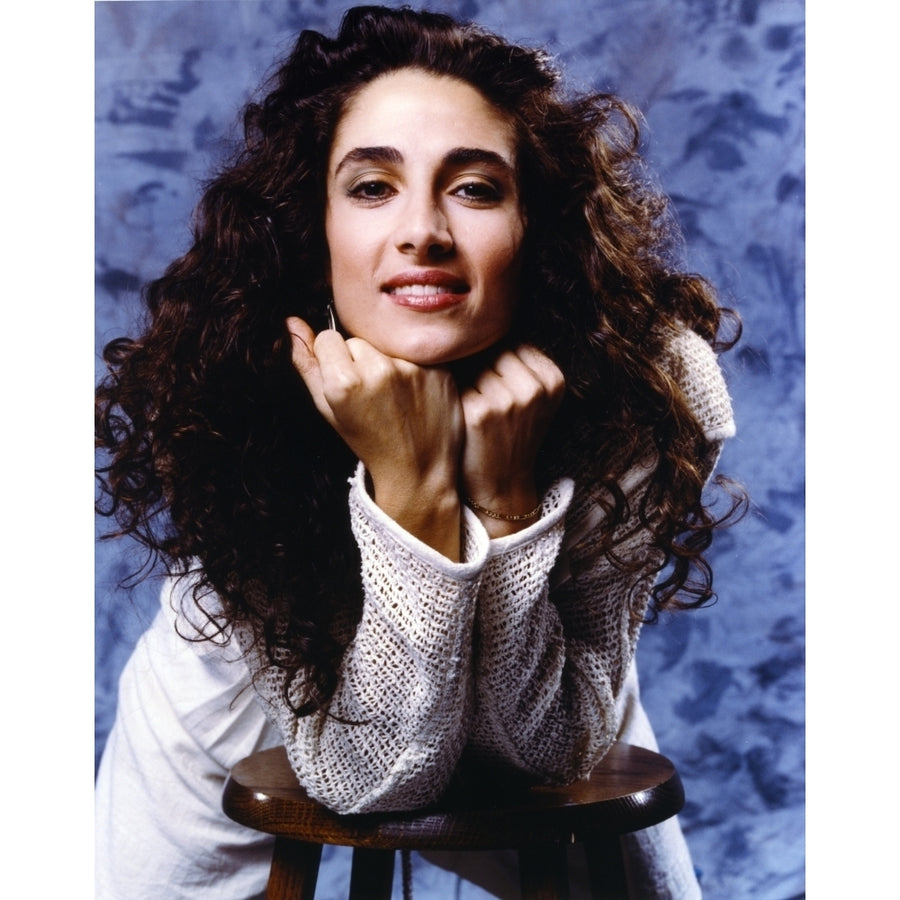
[394,191,453,257]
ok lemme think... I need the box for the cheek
[487,224,526,290]
[323,211,338,285]
[325,220,363,290]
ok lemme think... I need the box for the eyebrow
[444,147,515,173]
[333,146,515,177]
[334,146,402,175]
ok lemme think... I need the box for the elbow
[506,714,619,786]
[292,738,464,815]
[519,732,615,786]
[549,730,617,783]
[338,773,450,814]
[314,766,455,815]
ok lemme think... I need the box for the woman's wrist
[465,495,542,522]
[369,471,462,561]
[464,487,542,538]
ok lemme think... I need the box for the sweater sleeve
[249,463,490,814]
[468,327,735,783]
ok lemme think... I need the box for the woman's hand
[287,317,464,559]
[459,346,565,537]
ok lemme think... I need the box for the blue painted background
[95,1,805,897]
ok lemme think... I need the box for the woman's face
[324,68,527,365]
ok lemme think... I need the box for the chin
[386,338,494,367]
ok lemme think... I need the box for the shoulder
[156,567,245,658]
[659,326,736,442]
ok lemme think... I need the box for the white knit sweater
[245,326,736,814]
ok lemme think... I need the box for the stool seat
[223,742,685,899]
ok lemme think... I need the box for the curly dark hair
[96,5,743,716]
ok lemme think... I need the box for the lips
[386,283,461,296]
[382,270,470,309]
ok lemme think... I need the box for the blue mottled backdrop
[95,1,805,897]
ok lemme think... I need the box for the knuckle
[549,370,566,397]
[322,376,358,407]
[463,397,492,428]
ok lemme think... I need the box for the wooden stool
[223,742,685,899]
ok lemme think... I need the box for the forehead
[329,68,518,168]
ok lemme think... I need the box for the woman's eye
[348,180,395,202]
[453,181,502,203]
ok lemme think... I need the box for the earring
[326,302,338,331]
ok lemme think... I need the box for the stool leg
[583,837,628,900]
[518,842,569,900]
[349,848,395,900]
[267,837,322,900]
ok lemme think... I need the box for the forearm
[468,477,654,782]
[253,465,489,813]
[470,562,639,783]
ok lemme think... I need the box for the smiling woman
[323,70,526,366]
[95,6,743,899]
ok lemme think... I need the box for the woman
[95,6,741,898]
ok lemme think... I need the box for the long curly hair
[96,5,742,716]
